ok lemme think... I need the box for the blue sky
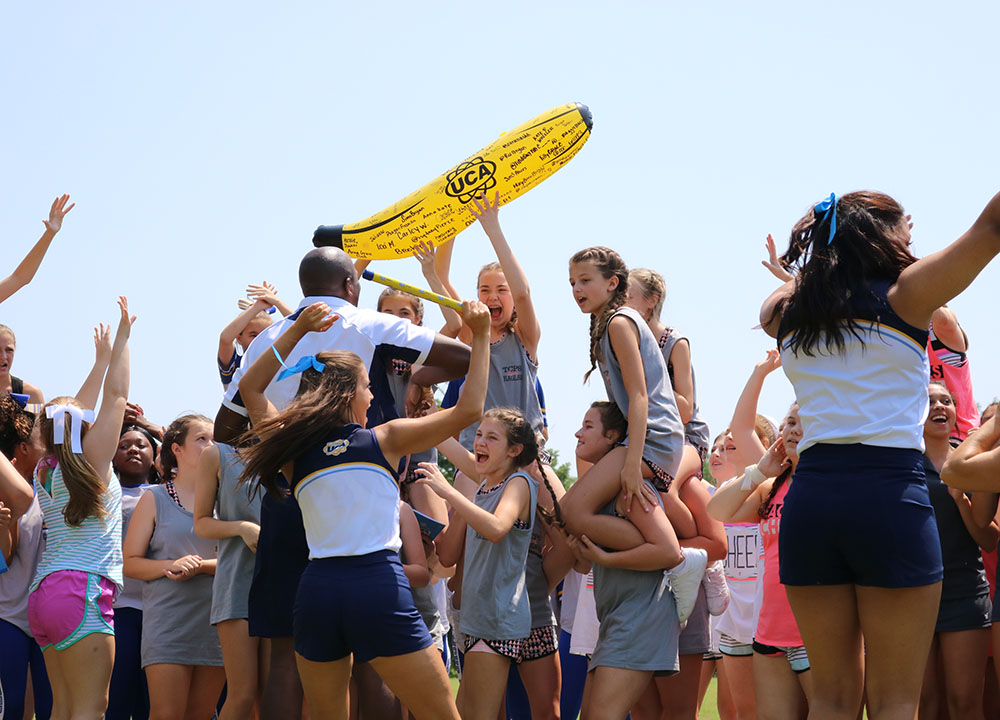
[3,2,999,466]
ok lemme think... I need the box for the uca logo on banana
[445,157,497,203]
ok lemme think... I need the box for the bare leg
[259,637,303,720]
[629,678,660,720]
[563,447,680,566]
[369,646,460,720]
[856,584,941,720]
[146,664,194,720]
[752,653,807,720]
[183,666,227,720]
[295,653,353,720]
[654,653,703,720]
[939,628,989,719]
[721,654,756,720]
[517,650,562,720]
[456,649,510,720]
[217,619,263,720]
[918,637,943,720]
[353,661,402,720]
[582,667,654,720]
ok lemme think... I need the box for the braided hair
[483,407,563,528]
[570,247,629,382]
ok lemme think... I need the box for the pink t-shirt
[755,481,803,647]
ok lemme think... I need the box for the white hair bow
[46,404,96,454]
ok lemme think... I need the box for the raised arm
[707,440,788,524]
[729,350,782,467]
[416,462,530,543]
[413,241,463,337]
[408,335,472,386]
[950,488,1000,552]
[889,191,1000,329]
[76,324,112,410]
[941,412,1000,492]
[470,192,540,357]
[247,281,295,318]
[377,302,490,465]
[218,298,270,364]
[929,306,967,353]
[0,195,74,304]
[0,453,34,519]
[238,303,339,430]
[83,297,134,480]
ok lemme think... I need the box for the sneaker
[702,560,730,616]
[663,547,708,624]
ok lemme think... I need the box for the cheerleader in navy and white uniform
[236,299,493,720]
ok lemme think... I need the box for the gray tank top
[525,510,556,628]
[590,481,680,673]
[211,444,261,624]
[458,332,544,451]
[658,327,711,452]
[460,471,539,640]
[598,307,685,478]
[116,483,151,610]
[0,497,44,635]
[140,485,223,667]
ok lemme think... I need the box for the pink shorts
[28,570,116,650]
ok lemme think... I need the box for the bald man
[215,246,470,439]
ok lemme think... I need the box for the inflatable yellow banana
[314,102,593,261]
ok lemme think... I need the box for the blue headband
[814,193,838,245]
[277,355,325,381]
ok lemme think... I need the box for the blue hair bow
[814,193,838,245]
[277,355,325,381]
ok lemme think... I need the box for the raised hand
[117,296,137,338]
[413,240,437,271]
[293,302,338,334]
[762,234,794,283]
[462,300,491,336]
[93,323,112,365]
[757,438,791,478]
[42,194,75,234]
[246,281,280,307]
[413,462,452,498]
[754,348,782,376]
[469,191,502,237]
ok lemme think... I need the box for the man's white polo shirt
[222,295,435,416]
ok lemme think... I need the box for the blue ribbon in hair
[814,193,838,245]
[277,355,325,381]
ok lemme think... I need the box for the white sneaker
[663,547,708,625]
[702,560,730,616]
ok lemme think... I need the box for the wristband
[272,345,288,369]
[740,464,766,491]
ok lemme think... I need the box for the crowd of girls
[2,187,1000,720]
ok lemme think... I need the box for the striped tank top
[31,459,124,593]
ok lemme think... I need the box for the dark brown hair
[483,407,563,528]
[768,191,916,356]
[159,414,212,482]
[570,247,629,382]
[589,401,627,444]
[0,393,33,460]
[239,351,366,497]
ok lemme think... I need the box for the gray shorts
[678,587,710,656]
